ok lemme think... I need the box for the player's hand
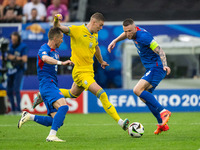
[164,66,171,75]
[108,40,116,53]
[62,60,74,66]
[54,14,62,22]
[101,61,109,69]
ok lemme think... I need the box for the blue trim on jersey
[97,89,105,98]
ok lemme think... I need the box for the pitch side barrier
[4,89,199,114]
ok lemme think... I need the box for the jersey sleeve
[140,32,158,50]
[67,25,79,37]
[38,46,49,59]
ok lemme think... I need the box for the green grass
[0,112,200,150]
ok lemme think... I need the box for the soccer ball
[128,122,144,138]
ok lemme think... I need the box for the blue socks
[139,91,164,112]
[139,91,164,124]
[145,102,162,123]
[51,105,69,131]
[34,115,53,127]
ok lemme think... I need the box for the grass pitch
[0,112,200,150]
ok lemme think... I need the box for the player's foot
[160,110,171,126]
[46,135,66,142]
[154,124,169,135]
[33,92,43,109]
[18,111,31,129]
[122,118,129,131]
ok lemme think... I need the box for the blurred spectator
[40,0,51,7]
[1,0,22,23]
[6,32,28,115]
[26,8,41,23]
[23,0,46,22]
[2,0,27,7]
[46,0,69,22]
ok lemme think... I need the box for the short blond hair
[90,12,105,21]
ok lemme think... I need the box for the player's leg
[6,74,15,113]
[60,82,85,98]
[13,70,24,112]
[32,82,83,108]
[88,82,129,130]
[18,111,53,128]
[46,98,69,142]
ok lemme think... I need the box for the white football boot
[18,111,31,129]
[46,135,66,142]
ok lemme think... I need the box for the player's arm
[53,14,70,35]
[151,41,171,75]
[42,55,73,66]
[108,32,127,53]
[95,46,109,69]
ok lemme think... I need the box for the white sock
[160,109,166,114]
[29,114,35,121]
[118,119,123,127]
[49,129,57,136]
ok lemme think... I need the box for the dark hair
[48,27,62,40]
[11,31,21,44]
[123,18,134,26]
[91,12,105,21]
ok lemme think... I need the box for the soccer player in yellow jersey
[33,12,129,131]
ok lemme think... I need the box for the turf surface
[0,112,200,150]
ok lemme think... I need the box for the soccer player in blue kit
[108,18,172,135]
[18,27,73,142]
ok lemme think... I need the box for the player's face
[54,33,63,48]
[93,20,104,33]
[123,24,137,39]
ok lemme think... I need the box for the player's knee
[133,87,140,96]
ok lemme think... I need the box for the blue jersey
[133,26,163,69]
[37,43,59,83]
[8,42,28,70]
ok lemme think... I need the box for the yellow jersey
[67,24,98,72]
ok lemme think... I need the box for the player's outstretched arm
[108,32,127,53]
[95,46,109,69]
[42,55,73,66]
[53,14,69,34]
[153,46,171,75]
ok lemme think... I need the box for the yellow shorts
[72,69,95,90]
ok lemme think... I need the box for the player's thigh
[133,79,151,96]
[53,98,68,110]
[70,82,85,96]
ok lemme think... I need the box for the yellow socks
[59,89,77,98]
[97,89,120,122]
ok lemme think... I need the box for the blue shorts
[142,67,166,93]
[39,79,64,116]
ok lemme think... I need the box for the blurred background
[0,0,199,114]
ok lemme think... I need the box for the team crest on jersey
[89,42,93,48]
[89,36,94,39]
[42,51,47,54]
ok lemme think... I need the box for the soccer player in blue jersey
[108,18,171,135]
[18,27,73,142]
